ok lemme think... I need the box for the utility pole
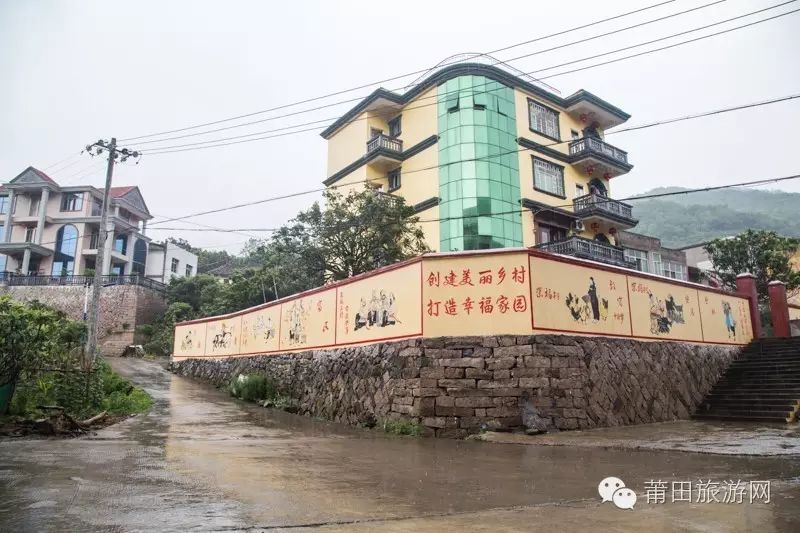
[83,138,140,366]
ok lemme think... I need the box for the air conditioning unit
[573,220,586,232]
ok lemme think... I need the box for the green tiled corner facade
[437,75,522,251]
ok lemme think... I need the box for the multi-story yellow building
[321,62,637,268]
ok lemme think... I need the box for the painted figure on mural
[354,290,399,330]
[180,330,194,351]
[722,301,737,339]
[368,290,380,326]
[647,292,687,335]
[252,315,276,342]
[355,298,369,330]
[287,300,309,345]
[588,277,600,321]
[565,278,609,324]
[665,296,685,324]
[212,323,234,350]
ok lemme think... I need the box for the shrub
[103,387,152,414]
[229,374,277,402]
[380,418,422,436]
[8,359,152,419]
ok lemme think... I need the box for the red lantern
[586,165,594,175]
[603,172,611,180]
[580,113,588,123]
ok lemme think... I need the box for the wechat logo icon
[598,476,637,510]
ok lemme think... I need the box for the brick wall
[170,334,739,438]
[0,284,166,356]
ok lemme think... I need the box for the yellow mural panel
[336,262,423,345]
[204,316,242,357]
[240,305,281,354]
[789,305,800,321]
[173,322,207,358]
[278,289,337,351]
[529,256,631,337]
[628,277,702,342]
[698,291,753,344]
[422,252,532,337]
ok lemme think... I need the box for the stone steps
[693,413,793,423]
[694,338,799,424]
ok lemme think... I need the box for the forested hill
[628,187,800,248]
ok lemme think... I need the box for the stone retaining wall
[170,335,740,437]
[0,284,166,356]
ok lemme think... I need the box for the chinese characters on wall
[173,253,755,360]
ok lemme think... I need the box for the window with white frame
[624,248,649,273]
[0,195,9,215]
[171,257,179,273]
[662,259,685,280]
[24,227,35,243]
[533,157,565,197]
[651,252,662,276]
[574,184,585,199]
[528,100,560,139]
[185,264,193,277]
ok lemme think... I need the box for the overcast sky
[1,0,799,253]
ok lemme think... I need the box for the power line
[524,0,798,75]
[415,174,800,225]
[42,152,82,171]
[130,174,800,240]
[538,5,800,80]
[147,227,277,232]
[137,2,799,155]
[143,92,800,227]
[18,173,796,276]
[132,0,729,150]
[118,0,677,142]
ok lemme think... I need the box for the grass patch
[229,374,300,413]
[380,418,422,436]
[229,374,278,402]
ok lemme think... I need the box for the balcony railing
[569,137,628,165]
[366,134,402,155]
[536,236,636,269]
[1,273,166,294]
[573,193,635,221]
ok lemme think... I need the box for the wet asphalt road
[1,358,799,532]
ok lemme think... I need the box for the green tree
[139,302,195,356]
[295,189,429,281]
[0,297,85,413]
[166,274,227,315]
[166,237,195,252]
[704,230,800,300]
[143,188,428,355]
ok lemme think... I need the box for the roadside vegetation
[704,230,800,334]
[380,418,423,436]
[229,374,298,412]
[0,297,152,436]
[139,188,428,356]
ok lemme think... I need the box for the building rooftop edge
[320,62,630,139]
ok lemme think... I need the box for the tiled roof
[99,186,137,198]
[29,167,59,186]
